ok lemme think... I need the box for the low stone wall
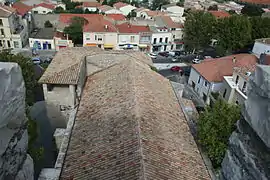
[0,62,34,180]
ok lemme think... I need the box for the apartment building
[116,23,150,51]
[0,6,28,49]
[150,26,173,52]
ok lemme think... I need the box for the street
[152,54,196,63]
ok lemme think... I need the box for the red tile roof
[240,0,270,5]
[106,14,126,21]
[82,2,101,7]
[208,10,230,18]
[113,2,128,9]
[98,5,114,12]
[34,3,55,10]
[59,13,101,24]
[158,15,183,28]
[83,15,118,32]
[145,10,167,16]
[116,23,150,33]
[12,2,32,15]
[192,54,258,82]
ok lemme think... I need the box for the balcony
[224,76,247,100]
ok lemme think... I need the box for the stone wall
[220,65,270,180]
[0,62,34,180]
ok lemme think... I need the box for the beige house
[0,5,28,49]
[220,66,255,105]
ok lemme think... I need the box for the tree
[176,0,184,7]
[127,10,137,18]
[64,17,88,45]
[228,9,236,14]
[151,0,170,10]
[184,11,216,52]
[250,17,270,40]
[84,8,91,14]
[102,0,108,5]
[198,99,241,168]
[208,4,218,11]
[54,6,65,13]
[241,4,264,16]
[44,20,53,28]
[215,15,252,53]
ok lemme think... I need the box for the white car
[149,53,157,59]
[192,58,201,64]
[32,57,41,64]
[171,57,178,62]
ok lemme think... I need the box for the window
[7,40,10,48]
[95,35,97,40]
[164,45,167,51]
[235,100,239,104]
[34,11,38,14]
[165,37,168,43]
[0,40,2,47]
[171,44,174,50]
[0,29,4,36]
[205,81,208,87]
[159,38,162,43]
[43,11,46,13]
[223,89,227,98]
[0,19,3,26]
[47,84,54,91]
[203,93,207,102]
[173,35,175,38]
[171,28,176,31]
[131,36,135,42]
[86,37,90,40]
[198,76,201,83]
[235,75,239,84]
[48,43,52,49]
[13,41,19,48]
[97,35,102,41]
[242,81,247,92]
[153,38,156,44]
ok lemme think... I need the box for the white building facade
[32,5,54,14]
[83,32,118,50]
[151,29,173,52]
[117,33,140,50]
[252,38,270,57]
[118,5,136,16]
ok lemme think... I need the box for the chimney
[105,25,108,29]
[233,56,236,63]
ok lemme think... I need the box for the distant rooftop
[0,5,16,17]
[30,28,55,39]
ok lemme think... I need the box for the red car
[170,66,182,72]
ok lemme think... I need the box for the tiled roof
[113,2,128,9]
[192,54,258,82]
[82,1,101,7]
[145,10,167,16]
[12,2,32,16]
[39,47,103,84]
[59,13,101,24]
[116,23,150,33]
[156,15,183,28]
[208,10,230,18]
[98,5,114,12]
[240,0,270,5]
[0,5,16,17]
[38,48,152,85]
[106,13,126,21]
[34,3,55,10]
[133,7,149,12]
[60,54,210,180]
[83,15,117,32]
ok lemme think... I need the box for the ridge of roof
[59,57,210,179]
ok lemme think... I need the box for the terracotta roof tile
[34,3,55,10]
[12,2,32,16]
[113,2,128,9]
[83,15,117,32]
[59,54,210,180]
[145,10,167,16]
[0,5,16,17]
[106,13,126,21]
[82,1,101,7]
[240,0,270,5]
[208,10,230,18]
[192,54,258,82]
[98,5,114,12]
[116,23,150,33]
[156,15,183,28]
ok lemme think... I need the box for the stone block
[0,62,26,129]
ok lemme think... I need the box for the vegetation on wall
[197,99,241,168]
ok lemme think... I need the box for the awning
[85,43,97,47]
[138,44,147,48]
[104,44,114,48]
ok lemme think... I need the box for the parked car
[192,58,201,64]
[148,53,157,59]
[172,50,186,57]
[171,57,178,62]
[32,57,41,64]
[170,66,182,72]
[158,51,169,57]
